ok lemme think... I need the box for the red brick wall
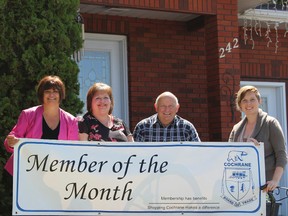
[205,0,241,141]
[81,1,288,141]
[238,27,288,130]
[239,27,288,79]
[81,0,216,14]
[82,13,209,140]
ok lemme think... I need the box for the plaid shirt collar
[151,114,177,127]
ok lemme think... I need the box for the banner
[13,139,266,215]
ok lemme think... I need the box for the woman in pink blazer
[4,75,79,176]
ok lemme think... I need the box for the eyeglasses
[94,96,110,102]
[44,90,59,95]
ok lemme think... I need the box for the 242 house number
[219,38,239,58]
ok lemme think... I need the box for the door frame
[81,33,130,126]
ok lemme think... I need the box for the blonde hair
[235,85,261,111]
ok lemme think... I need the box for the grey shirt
[229,109,287,181]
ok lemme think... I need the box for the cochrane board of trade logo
[221,150,257,207]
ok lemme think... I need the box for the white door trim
[83,33,129,125]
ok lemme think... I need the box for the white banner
[13,139,266,215]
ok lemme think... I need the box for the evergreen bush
[0,0,83,215]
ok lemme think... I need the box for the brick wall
[205,0,241,141]
[238,27,288,130]
[82,13,209,140]
[81,0,216,14]
[81,1,288,141]
[239,27,288,79]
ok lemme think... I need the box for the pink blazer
[4,105,79,175]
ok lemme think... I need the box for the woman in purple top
[4,75,79,176]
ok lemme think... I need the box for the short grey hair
[155,91,179,105]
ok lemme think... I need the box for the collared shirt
[133,114,200,142]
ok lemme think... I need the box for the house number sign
[219,38,239,58]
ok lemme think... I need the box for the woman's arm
[79,133,89,141]
[265,166,284,192]
[4,109,29,152]
[127,134,134,142]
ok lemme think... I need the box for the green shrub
[0,0,83,214]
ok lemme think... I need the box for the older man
[133,91,200,142]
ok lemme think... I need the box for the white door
[241,81,287,215]
[78,33,129,125]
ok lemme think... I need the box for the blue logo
[221,151,256,207]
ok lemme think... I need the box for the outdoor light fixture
[73,9,85,62]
